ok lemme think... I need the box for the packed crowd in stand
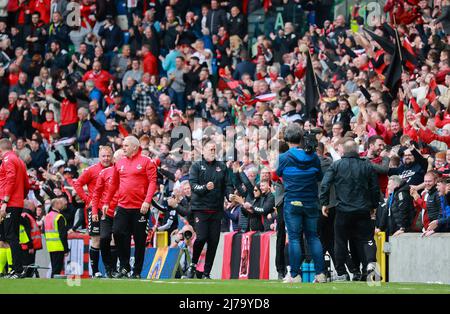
[0,0,450,282]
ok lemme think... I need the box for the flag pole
[393,15,404,65]
[392,14,408,110]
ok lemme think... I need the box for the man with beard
[388,142,428,186]
[45,40,69,74]
[363,136,390,196]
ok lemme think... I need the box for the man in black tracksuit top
[320,139,380,281]
[187,139,234,279]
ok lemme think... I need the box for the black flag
[363,27,395,55]
[384,30,403,95]
[304,52,319,119]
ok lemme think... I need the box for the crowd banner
[239,231,256,279]
[220,231,275,280]
[220,232,237,279]
[260,231,275,279]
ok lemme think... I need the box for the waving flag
[219,70,277,106]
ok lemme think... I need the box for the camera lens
[183,230,192,240]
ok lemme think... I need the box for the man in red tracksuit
[82,61,113,95]
[73,146,113,278]
[0,138,30,279]
[102,136,157,279]
[91,149,124,278]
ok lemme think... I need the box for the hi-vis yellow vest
[44,211,66,252]
[19,225,30,246]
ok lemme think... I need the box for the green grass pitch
[1,279,450,294]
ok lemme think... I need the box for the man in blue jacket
[276,123,326,283]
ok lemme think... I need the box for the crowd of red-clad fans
[0,0,450,279]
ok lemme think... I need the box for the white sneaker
[93,272,103,279]
[334,274,349,282]
[313,273,327,283]
[282,272,291,282]
[283,274,302,283]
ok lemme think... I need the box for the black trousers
[100,215,116,271]
[22,250,36,277]
[4,207,23,273]
[275,206,287,275]
[112,207,148,274]
[334,210,377,276]
[191,211,223,276]
[50,251,65,277]
[318,207,335,260]
[318,207,360,274]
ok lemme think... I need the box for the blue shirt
[162,50,181,75]
[276,147,322,206]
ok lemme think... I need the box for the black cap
[63,167,72,174]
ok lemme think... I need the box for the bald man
[103,136,157,278]
[91,149,124,277]
[73,145,113,278]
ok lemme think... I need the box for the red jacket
[60,98,78,126]
[104,151,157,209]
[73,163,109,205]
[32,120,59,141]
[0,151,30,208]
[418,128,450,146]
[371,156,388,195]
[33,0,51,24]
[373,122,392,145]
[82,70,112,94]
[91,166,119,217]
[434,112,450,128]
[143,52,158,76]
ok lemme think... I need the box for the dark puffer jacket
[378,181,415,234]
[426,186,442,223]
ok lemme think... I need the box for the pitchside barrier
[34,231,422,282]
[388,233,450,284]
